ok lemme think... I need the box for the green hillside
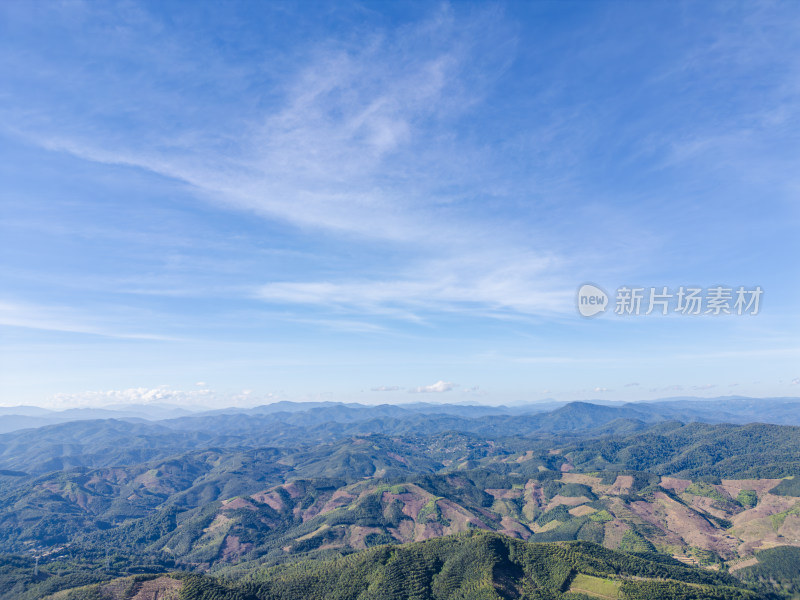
[45,533,770,600]
[566,423,800,478]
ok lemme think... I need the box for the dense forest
[32,533,773,600]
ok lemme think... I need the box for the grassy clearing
[569,573,621,599]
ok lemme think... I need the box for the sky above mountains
[1,1,798,408]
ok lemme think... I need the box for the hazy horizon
[3,392,799,413]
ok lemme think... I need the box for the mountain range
[3,396,800,435]
[2,397,800,599]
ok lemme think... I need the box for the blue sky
[1,1,798,409]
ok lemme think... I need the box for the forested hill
[37,532,771,600]
[566,421,800,478]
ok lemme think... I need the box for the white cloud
[792,378,800,385]
[47,386,213,410]
[371,386,402,392]
[44,386,284,410]
[410,380,455,393]
[593,387,611,393]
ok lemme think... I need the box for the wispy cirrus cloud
[2,3,585,323]
[255,249,572,319]
[0,301,180,341]
[256,277,570,319]
[3,4,515,243]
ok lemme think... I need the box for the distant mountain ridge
[3,397,800,475]
[2,395,799,436]
[0,403,197,433]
